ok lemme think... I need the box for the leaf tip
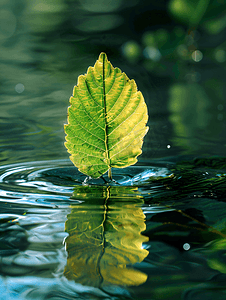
[98,52,108,62]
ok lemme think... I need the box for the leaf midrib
[102,55,111,172]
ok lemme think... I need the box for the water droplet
[192,50,203,62]
[166,145,171,149]
[183,243,190,250]
[15,83,25,93]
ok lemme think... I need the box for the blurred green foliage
[121,0,226,78]
[169,0,226,33]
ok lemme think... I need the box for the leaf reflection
[64,186,149,287]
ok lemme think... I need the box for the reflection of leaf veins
[64,186,149,287]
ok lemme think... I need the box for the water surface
[1,1,226,299]
[0,159,226,299]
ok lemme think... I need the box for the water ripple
[0,159,171,207]
[0,159,226,299]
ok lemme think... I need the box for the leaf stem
[108,168,112,180]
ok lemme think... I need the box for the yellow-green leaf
[64,52,149,178]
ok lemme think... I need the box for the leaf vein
[108,94,142,136]
[74,88,105,130]
[89,68,103,88]
[69,120,105,142]
[84,79,103,109]
[107,76,129,116]
[67,135,105,152]
[110,115,147,159]
[71,149,104,160]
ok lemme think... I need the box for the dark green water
[0,0,226,299]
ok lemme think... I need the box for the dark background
[1,0,226,166]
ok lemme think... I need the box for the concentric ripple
[0,159,172,299]
[0,159,171,207]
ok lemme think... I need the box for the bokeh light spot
[143,46,162,62]
[217,113,223,121]
[15,84,25,94]
[214,49,226,63]
[122,41,141,62]
[183,243,190,250]
[177,44,188,58]
[192,50,203,62]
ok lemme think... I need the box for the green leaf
[64,185,149,287]
[64,52,149,178]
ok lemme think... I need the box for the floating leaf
[64,52,149,178]
[64,186,149,287]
